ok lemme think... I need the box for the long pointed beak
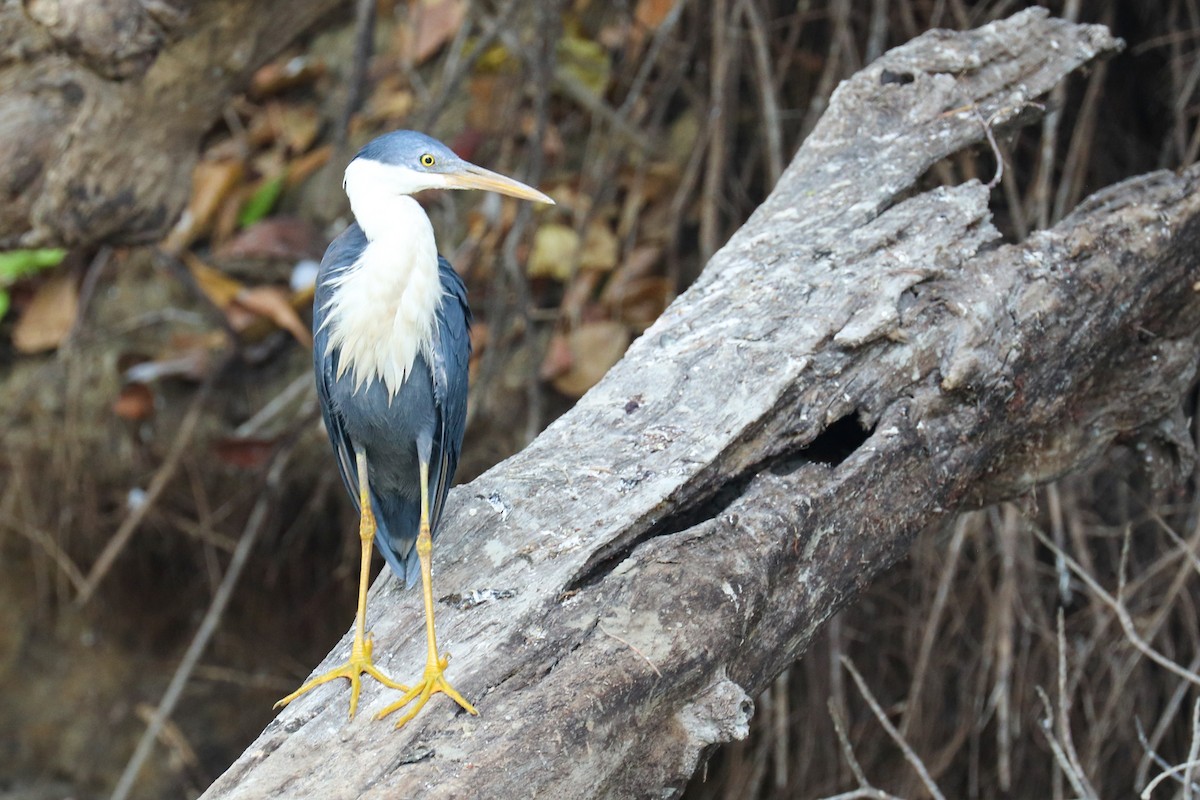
[443,163,555,204]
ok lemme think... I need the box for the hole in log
[790,410,874,468]
[880,68,915,86]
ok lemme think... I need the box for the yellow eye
[419,153,436,167]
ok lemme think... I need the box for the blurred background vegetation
[2,0,1199,798]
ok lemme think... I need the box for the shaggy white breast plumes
[321,157,443,397]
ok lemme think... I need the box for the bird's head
[344,130,554,205]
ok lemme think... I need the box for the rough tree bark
[0,0,343,247]
[202,10,1199,799]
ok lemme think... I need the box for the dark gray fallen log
[202,9,1200,799]
[0,0,342,247]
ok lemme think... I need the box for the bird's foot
[274,635,408,719]
[377,651,478,729]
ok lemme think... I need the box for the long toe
[377,653,478,728]
[275,644,409,719]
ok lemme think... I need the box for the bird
[274,130,553,728]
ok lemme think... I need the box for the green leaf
[0,249,67,284]
[0,290,9,322]
[238,175,285,228]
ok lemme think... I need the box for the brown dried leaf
[233,285,312,347]
[214,437,277,469]
[372,89,416,123]
[366,74,416,124]
[216,217,322,261]
[250,55,326,98]
[635,0,678,29]
[212,186,248,247]
[12,274,77,353]
[162,159,245,254]
[184,258,306,344]
[397,0,466,65]
[112,383,155,421]
[550,321,631,398]
[184,252,243,310]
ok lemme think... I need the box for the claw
[377,650,477,728]
[275,634,409,719]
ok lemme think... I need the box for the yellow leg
[377,460,478,728]
[275,450,408,718]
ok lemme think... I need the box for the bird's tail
[370,492,422,589]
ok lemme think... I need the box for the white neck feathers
[322,161,443,397]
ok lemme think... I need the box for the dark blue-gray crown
[354,130,461,171]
